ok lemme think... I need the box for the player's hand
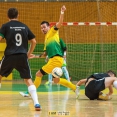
[61,5,66,12]
[28,54,35,59]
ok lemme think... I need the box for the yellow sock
[34,76,42,89]
[58,78,76,91]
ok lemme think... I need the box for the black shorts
[0,53,32,79]
[85,78,105,100]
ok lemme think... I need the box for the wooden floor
[0,82,117,117]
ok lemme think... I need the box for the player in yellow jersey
[20,5,79,100]
[45,38,71,85]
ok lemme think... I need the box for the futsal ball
[52,67,63,78]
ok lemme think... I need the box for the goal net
[0,1,117,91]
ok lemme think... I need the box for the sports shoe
[35,104,41,111]
[19,91,30,97]
[75,86,80,99]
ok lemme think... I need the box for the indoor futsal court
[1,81,117,117]
[1,0,117,117]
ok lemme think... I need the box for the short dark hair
[106,70,116,77]
[40,21,50,26]
[7,8,18,19]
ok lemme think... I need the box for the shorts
[0,53,32,79]
[85,78,105,100]
[42,56,64,74]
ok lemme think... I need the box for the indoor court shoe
[35,104,41,111]
[75,86,80,99]
[19,91,30,97]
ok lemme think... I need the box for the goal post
[50,22,117,81]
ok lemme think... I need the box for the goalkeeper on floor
[76,70,117,100]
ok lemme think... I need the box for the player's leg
[0,55,13,88]
[53,77,80,98]
[44,56,73,89]
[19,69,43,97]
[16,54,41,111]
[48,74,53,83]
[20,64,47,97]
[24,78,41,111]
[46,56,79,98]
[50,56,76,90]
[45,74,53,85]
[62,66,70,82]
[33,69,44,88]
[62,59,70,81]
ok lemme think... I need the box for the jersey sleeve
[93,73,109,79]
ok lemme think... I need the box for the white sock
[62,67,70,82]
[113,81,117,89]
[48,74,52,83]
[0,83,1,88]
[28,85,39,105]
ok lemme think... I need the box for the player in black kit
[76,70,117,100]
[0,8,41,111]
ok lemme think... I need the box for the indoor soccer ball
[52,67,63,78]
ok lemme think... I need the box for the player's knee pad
[113,81,117,89]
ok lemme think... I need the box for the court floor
[0,81,117,117]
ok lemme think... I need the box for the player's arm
[56,5,66,29]
[28,51,47,59]
[76,79,87,86]
[35,51,47,58]
[27,38,36,58]
[108,85,113,96]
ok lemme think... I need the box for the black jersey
[88,73,110,80]
[0,20,35,55]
